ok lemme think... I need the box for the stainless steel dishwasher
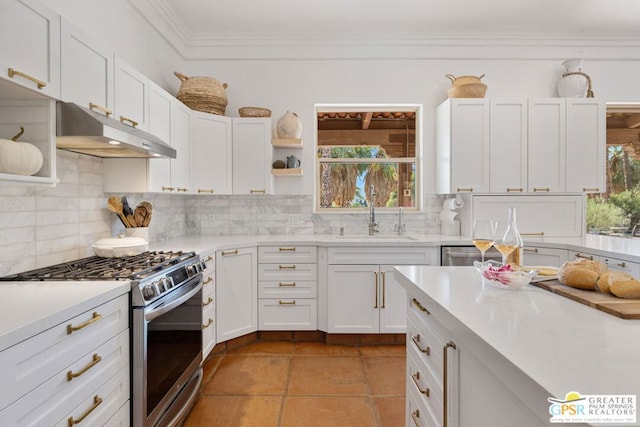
[440,245,502,266]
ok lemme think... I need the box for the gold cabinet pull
[521,232,544,236]
[381,271,386,309]
[204,255,213,262]
[523,248,538,254]
[604,259,627,268]
[221,249,239,256]
[574,253,593,260]
[506,187,523,192]
[88,102,112,117]
[203,296,213,307]
[411,371,429,396]
[250,189,266,194]
[279,264,296,270]
[279,282,296,287]
[68,395,102,426]
[279,247,296,252]
[373,271,379,309]
[202,318,213,329]
[67,354,102,382]
[279,300,296,305]
[456,187,473,192]
[177,187,188,192]
[119,115,138,127]
[443,341,457,427]
[198,189,214,193]
[8,68,46,89]
[203,276,213,285]
[67,312,102,335]
[162,186,175,192]
[411,334,430,355]
[410,409,421,426]
[411,298,430,314]
[533,187,550,192]
[583,187,600,192]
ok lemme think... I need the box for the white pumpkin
[0,126,44,176]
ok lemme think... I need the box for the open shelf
[272,138,302,148]
[272,167,303,176]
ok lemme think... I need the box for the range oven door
[133,275,203,427]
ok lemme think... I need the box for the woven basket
[239,107,271,117]
[447,83,488,98]
[174,71,228,115]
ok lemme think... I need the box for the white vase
[557,59,588,98]
[276,111,302,139]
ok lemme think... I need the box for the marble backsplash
[0,150,444,276]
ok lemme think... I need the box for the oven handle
[145,275,203,322]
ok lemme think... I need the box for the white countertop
[0,281,130,352]
[150,233,640,263]
[393,266,640,400]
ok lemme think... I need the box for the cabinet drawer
[408,313,445,394]
[259,245,317,263]
[328,246,434,265]
[258,263,317,281]
[258,299,317,330]
[522,246,568,268]
[600,256,640,277]
[259,280,316,298]
[407,348,443,427]
[104,400,130,427]
[0,294,128,410]
[203,274,215,300]
[406,379,440,427]
[200,251,215,274]
[0,331,129,425]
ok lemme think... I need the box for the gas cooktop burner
[0,251,197,282]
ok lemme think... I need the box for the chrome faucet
[394,207,406,235]
[368,184,379,236]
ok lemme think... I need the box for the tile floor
[183,341,406,427]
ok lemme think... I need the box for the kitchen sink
[334,234,418,241]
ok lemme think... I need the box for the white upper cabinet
[191,112,232,195]
[147,81,173,192]
[171,99,191,193]
[113,57,149,131]
[527,98,566,193]
[60,20,113,113]
[565,98,606,193]
[489,99,527,193]
[436,99,490,194]
[232,118,272,194]
[0,0,60,99]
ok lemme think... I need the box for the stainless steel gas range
[1,251,207,427]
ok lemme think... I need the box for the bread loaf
[610,279,640,299]
[596,271,634,294]
[557,258,606,291]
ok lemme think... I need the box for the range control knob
[156,279,166,293]
[142,284,157,300]
[162,277,173,289]
[187,264,199,277]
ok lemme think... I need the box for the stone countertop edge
[150,233,640,263]
[0,281,130,352]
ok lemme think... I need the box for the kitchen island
[394,266,640,427]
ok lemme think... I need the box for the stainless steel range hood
[56,102,176,158]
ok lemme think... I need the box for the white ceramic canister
[276,111,302,139]
[557,59,588,97]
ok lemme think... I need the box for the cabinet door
[60,20,113,112]
[191,112,232,194]
[0,0,60,98]
[216,247,257,342]
[114,57,149,131]
[232,118,272,194]
[489,100,527,193]
[566,99,606,194]
[522,247,568,268]
[528,99,566,193]
[379,265,407,333]
[449,99,490,193]
[171,100,191,192]
[327,264,379,333]
[147,81,173,192]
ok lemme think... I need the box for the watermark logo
[549,391,636,423]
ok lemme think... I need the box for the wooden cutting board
[530,279,640,319]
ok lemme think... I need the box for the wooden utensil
[134,205,147,227]
[121,196,136,227]
[140,201,153,226]
[107,196,131,227]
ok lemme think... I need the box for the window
[314,104,421,212]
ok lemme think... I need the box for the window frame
[314,103,423,213]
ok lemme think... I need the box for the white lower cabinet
[327,246,436,334]
[0,294,129,426]
[258,245,317,330]
[216,247,257,342]
[199,249,216,359]
[568,250,640,277]
[406,290,555,427]
[522,246,568,267]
